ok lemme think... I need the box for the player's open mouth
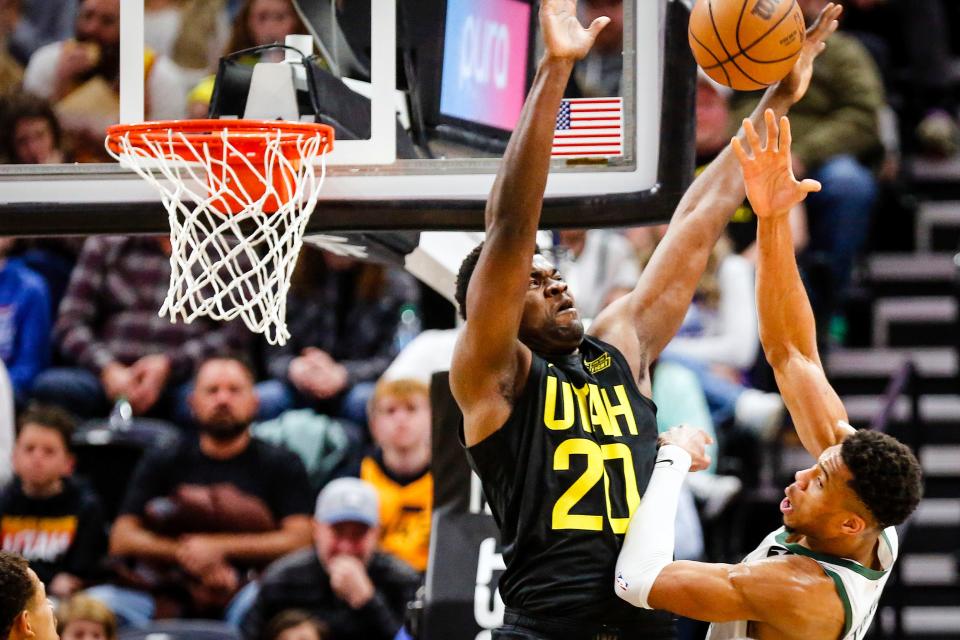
[780,498,793,514]
[557,300,576,315]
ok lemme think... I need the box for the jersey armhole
[587,335,657,413]
[821,568,853,639]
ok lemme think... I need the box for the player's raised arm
[734,113,854,458]
[590,4,842,395]
[451,0,608,444]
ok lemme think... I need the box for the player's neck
[797,531,884,571]
[529,342,581,359]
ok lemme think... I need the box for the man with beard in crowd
[21,0,186,160]
[88,356,314,624]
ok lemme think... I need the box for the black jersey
[463,335,674,630]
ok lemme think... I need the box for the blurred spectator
[89,357,313,623]
[187,0,311,121]
[361,379,432,573]
[56,593,117,640]
[731,0,885,343]
[553,229,640,320]
[1,93,66,164]
[258,247,420,427]
[241,477,419,640]
[2,0,76,65]
[663,234,759,375]
[693,71,807,259]
[226,0,309,55]
[842,0,958,157]
[145,0,228,73]
[0,236,50,406]
[0,550,59,640]
[628,227,785,439]
[0,405,107,600]
[263,610,330,640]
[22,0,187,161]
[0,0,25,98]
[31,236,249,424]
[573,0,623,97]
[0,95,80,313]
[252,408,360,497]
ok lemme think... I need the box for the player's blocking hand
[732,111,821,219]
[540,0,610,62]
[658,425,714,472]
[776,2,842,105]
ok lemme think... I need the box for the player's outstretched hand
[658,425,714,472]
[732,110,821,218]
[541,0,610,62]
[776,2,842,105]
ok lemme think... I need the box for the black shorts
[494,609,676,640]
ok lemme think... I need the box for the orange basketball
[689,0,806,91]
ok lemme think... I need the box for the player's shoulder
[733,554,842,616]
[732,555,845,636]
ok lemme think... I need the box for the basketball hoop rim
[105,119,335,156]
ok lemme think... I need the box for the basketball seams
[707,0,766,89]
[702,0,801,70]
[706,0,740,87]
[736,0,802,65]
[690,28,733,87]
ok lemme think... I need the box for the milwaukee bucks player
[614,111,923,640]
[449,1,843,638]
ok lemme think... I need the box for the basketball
[689,0,806,91]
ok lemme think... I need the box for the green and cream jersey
[706,526,898,640]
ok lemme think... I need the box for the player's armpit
[648,555,842,635]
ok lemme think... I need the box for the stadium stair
[826,183,960,637]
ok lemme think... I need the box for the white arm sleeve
[615,444,691,609]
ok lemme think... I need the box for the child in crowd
[361,379,432,573]
[56,594,117,640]
[0,405,107,599]
[263,609,330,640]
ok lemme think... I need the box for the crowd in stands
[0,0,956,639]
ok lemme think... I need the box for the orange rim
[105,119,334,156]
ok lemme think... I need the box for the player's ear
[15,609,32,637]
[839,512,867,536]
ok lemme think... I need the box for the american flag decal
[552,97,623,158]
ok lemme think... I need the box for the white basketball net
[106,126,329,346]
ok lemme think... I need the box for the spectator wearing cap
[241,478,420,640]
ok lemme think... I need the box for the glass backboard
[0,0,695,236]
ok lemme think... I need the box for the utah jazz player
[449,1,843,638]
